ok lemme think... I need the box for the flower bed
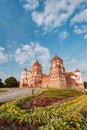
[24,96,62,108]
[23,89,82,109]
[0,89,87,130]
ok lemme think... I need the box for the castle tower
[74,69,84,89]
[31,60,42,87]
[20,68,28,88]
[49,55,67,88]
[27,71,33,87]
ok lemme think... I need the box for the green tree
[4,77,18,88]
[17,81,20,87]
[0,78,4,88]
[84,82,87,88]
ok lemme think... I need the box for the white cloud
[0,47,8,63]
[0,47,4,51]
[71,8,87,25]
[84,34,87,39]
[70,59,77,63]
[15,42,50,68]
[70,8,87,39]
[59,31,69,40]
[19,0,87,34]
[74,25,87,39]
[32,0,87,32]
[32,0,70,32]
[74,25,83,34]
[64,51,87,81]
[34,30,39,36]
[20,0,39,11]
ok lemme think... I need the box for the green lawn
[42,89,82,99]
[0,89,8,93]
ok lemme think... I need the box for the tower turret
[20,68,28,87]
[31,60,42,87]
[49,55,67,88]
[74,68,84,88]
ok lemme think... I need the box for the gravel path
[0,88,43,102]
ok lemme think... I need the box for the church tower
[49,55,67,88]
[31,60,42,87]
[74,69,84,89]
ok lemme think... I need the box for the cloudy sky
[0,0,87,81]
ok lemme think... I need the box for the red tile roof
[42,74,49,78]
[51,55,62,61]
[66,72,76,76]
[23,67,28,71]
[33,60,40,66]
[75,68,80,72]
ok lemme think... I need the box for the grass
[0,89,8,93]
[42,89,82,99]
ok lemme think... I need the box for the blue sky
[0,0,87,81]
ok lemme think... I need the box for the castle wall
[66,75,76,89]
[76,83,84,89]
[60,79,67,88]
[50,80,61,88]
[42,76,50,87]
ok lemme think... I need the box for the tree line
[0,77,19,88]
[84,82,87,88]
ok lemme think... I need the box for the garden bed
[0,89,87,130]
[23,96,62,108]
[23,89,82,109]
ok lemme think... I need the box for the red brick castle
[20,55,84,89]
